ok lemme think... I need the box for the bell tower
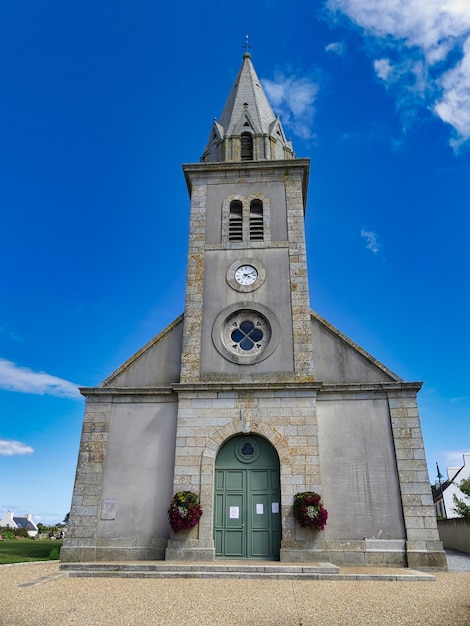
[167,53,322,562]
[179,52,314,385]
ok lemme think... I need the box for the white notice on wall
[272,502,279,514]
[256,503,264,515]
[229,506,239,519]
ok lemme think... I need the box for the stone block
[400,482,432,495]
[330,551,366,566]
[71,495,83,506]
[401,494,422,506]
[406,528,440,541]
[407,550,447,570]
[365,551,406,567]
[60,547,93,563]
[399,470,418,482]
[392,416,420,428]
[74,505,100,516]
[82,495,101,507]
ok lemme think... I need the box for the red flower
[293,492,328,531]
[168,491,203,533]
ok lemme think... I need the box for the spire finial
[243,34,252,58]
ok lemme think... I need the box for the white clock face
[234,265,258,285]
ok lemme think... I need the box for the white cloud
[325,41,346,56]
[374,58,394,82]
[361,229,380,254]
[0,358,81,399]
[326,0,470,145]
[0,439,34,456]
[262,74,319,140]
[435,37,470,148]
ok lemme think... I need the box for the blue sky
[1,0,469,526]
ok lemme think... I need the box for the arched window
[249,200,264,241]
[229,200,243,241]
[223,196,269,246]
[241,132,253,160]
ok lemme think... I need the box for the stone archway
[214,433,281,560]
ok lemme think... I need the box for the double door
[214,435,281,560]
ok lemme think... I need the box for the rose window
[212,304,279,365]
[222,310,271,357]
[231,320,264,351]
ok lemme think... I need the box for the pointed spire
[201,54,295,163]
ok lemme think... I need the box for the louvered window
[241,132,253,160]
[249,200,264,241]
[229,201,243,241]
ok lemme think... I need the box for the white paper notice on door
[272,502,279,514]
[256,503,264,514]
[229,506,239,519]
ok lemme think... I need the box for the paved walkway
[445,548,470,572]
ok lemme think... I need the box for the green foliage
[0,540,63,564]
[0,526,28,539]
[453,477,470,522]
[0,528,16,540]
[48,546,61,560]
[37,523,59,534]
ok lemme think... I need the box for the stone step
[61,561,338,579]
[60,561,435,581]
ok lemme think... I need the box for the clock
[234,265,258,286]
[226,258,265,292]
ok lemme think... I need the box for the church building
[61,53,446,569]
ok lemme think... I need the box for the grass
[0,540,63,564]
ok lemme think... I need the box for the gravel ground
[1,562,470,626]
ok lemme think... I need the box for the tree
[452,477,470,521]
[63,512,70,525]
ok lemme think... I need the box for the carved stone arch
[200,419,289,476]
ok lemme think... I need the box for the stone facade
[166,383,322,560]
[61,53,446,569]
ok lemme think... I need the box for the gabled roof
[92,315,184,390]
[13,516,38,531]
[311,310,404,384]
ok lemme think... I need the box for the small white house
[434,453,470,518]
[0,512,39,537]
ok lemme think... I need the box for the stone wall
[388,388,447,569]
[61,391,178,563]
[438,519,470,554]
[61,396,111,562]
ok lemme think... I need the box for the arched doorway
[214,434,281,560]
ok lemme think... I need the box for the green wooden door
[214,435,281,560]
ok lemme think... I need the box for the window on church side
[249,200,264,241]
[241,132,253,160]
[229,201,243,241]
